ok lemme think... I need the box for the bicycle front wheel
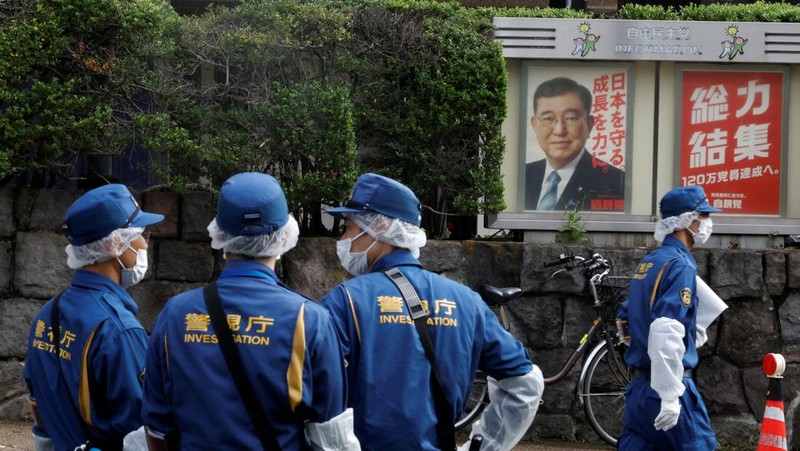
[455,372,489,431]
[579,339,634,446]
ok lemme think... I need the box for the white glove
[33,433,55,451]
[653,397,681,431]
[306,408,361,451]
[122,426,148,451]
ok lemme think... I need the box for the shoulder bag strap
[202,283,282,451]
[649,258,677,311]
[384,268,456,451]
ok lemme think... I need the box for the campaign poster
[679,70,783,215]
[522,63,631,212]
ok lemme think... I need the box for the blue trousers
[618,377,717,451]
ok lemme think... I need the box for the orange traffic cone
[757,353,787,451]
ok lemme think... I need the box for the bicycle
[455,251,635,447]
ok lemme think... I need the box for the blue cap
[62,184,164,245]
[660,185,722,219]
[216,172,289,236]
[327,173,422,226]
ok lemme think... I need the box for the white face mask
[337,230,377,276]
[690,217,713,246]
[117,247,148,288]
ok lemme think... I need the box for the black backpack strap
[384,268,456,451]
[202,283,282,451]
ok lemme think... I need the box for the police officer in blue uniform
[320,173,544,451]
[142,172,359,451]
[24,184,164,451]
[618,185,721,450]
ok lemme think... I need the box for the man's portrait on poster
[525,74,627,212]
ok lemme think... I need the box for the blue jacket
[24,270,148,451]
[319,250,532,451]
[624,236,699,371]
[142,260,347,451]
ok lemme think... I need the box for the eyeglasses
[535,114,585,128]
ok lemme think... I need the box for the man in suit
[525,77,625,211]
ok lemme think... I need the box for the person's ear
[586,114,595,132]
[530,115,537,129]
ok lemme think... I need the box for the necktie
[537,171,561,210]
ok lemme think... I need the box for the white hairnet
[65,227,144,269]
[347,212,427,258]
[207,215,299,258]
[654,211,698,242]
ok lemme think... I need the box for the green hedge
[136,0,513,236]
[0,0,177,183]
[4,0,799,235]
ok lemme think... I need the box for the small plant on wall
[557,203,588,243]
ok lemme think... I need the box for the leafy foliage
[140,0,510,237]
[138,0,359,234]
[620,1,800,22]
[0,0,178,184]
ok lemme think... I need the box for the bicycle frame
[456,252,632,446]
[542,313,609,385]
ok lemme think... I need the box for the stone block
[143,190,179,238]
[522,244,589,295]
[0,298,45,358]
[708,250,763,299]
[527,347,582,412]
[462,241,522,290]
[0,361,27,409]
[14,232,71,299]
[0,394,34,422]
[529,413,576,441]
[282,237,348,300]
[780,293,800,346]
[691,250,711,280]
[697,322,719,359]
[0,241,11,296]
[181,191,214,241]
[696,356,749,415]
[563,295,595,346]
[508,294,563,350]
[15,188,81,232]
[764,251,787,296]
[712,414,759,449]
[789,251,800,289]
[128,280,205,332]
[419,240,463,274]
[718,296,780,365]
[154,241,214,283]
[599,247,649,277]
[0,188,14,237]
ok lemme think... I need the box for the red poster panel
[680,71,783,215]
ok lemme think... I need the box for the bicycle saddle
[478,285,522,306]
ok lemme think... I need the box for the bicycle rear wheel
[579,340,634,446]
[455,372,489,431]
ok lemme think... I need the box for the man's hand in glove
[654,398,681,431]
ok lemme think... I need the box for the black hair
[533,77,593,115]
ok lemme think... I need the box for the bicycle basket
[591,276,631,306]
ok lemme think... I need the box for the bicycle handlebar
[544,252,612,275]
[543,252,576,268]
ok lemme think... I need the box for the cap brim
[696,205,722,213]
[130,211,164,227]
[325,206,365,218]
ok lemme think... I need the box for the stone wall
[2,187,799,448]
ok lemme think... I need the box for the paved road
[0,421,613,450]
